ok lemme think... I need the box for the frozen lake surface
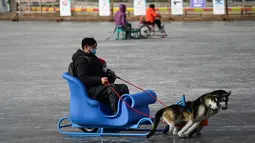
[0,21,254,143]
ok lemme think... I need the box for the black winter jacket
[72,49,116,97]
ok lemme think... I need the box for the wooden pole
[52,0,54,12]
[110,0,114,21]
[11,0,18,21]
[11,0,16,13]
[28,0,31,13]
[40,0,42,13]
[169,0,172,21]
[225,0,229,20]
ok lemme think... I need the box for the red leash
[104,80,167,124]
[116,76,168,107]
[104,81,153,118]
[107,77,208,127]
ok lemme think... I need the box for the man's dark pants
[154,19,162,30]
[94,84,129,114]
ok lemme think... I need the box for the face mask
[91,48,97,55]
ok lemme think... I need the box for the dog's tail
[146,108,165,138]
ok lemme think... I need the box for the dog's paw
[178,132,184,137]
[168,129,173,133]
[173,130,178,135]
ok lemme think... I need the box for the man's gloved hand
[101,77,109,84]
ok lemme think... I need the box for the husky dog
[146,90,231,138]
[189,90,231,136]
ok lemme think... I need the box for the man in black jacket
[71,37,129,114]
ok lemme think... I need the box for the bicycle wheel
[139,25,150,39]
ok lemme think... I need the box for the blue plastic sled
[57,72,187,137]
[57,72,167,137]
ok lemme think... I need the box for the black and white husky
[147,90,231,138]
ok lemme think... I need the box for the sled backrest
[62,72,99,108]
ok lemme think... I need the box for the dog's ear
[224,90,231,97]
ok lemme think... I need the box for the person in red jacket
[146,4,163,32]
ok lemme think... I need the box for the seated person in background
[114,4,132,38]
[146,4,163,32]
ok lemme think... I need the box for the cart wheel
[139,25,150,39]
[79,127,98,133]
